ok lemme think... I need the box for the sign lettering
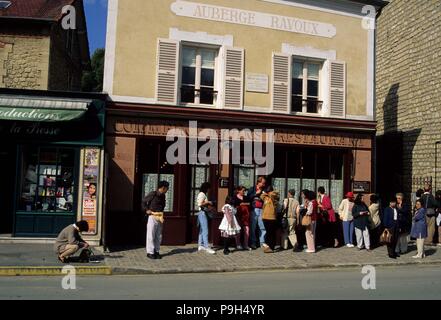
[171,1,336,38]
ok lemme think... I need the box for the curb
[109,260,441,275]
[0,266,112,276]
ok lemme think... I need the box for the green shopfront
[0,90,106,244]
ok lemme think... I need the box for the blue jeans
[250,208,266,246]
[343,220,354,245]
[198,211,209,248]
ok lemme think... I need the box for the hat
[346,192,355,199]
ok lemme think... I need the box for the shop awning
[0,95,91,122]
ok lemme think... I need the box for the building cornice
[107,101,377,134]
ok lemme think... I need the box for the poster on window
[81,148,100,235]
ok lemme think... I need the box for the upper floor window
[181,46,217,105]
[292,60,322,114]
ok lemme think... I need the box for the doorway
[0,144,16,235]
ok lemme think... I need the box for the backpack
[78,248,93,263]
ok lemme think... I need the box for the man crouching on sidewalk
[54,220,90,263]
[142,181,169,260]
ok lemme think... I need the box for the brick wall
[376,0,441,197]
[0,35,50,90]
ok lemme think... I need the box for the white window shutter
[223,47,244,109]
[155,38,180,104]
[271,53,291,113]
[329,60,346,118]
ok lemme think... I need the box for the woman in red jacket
[318,186,339,248]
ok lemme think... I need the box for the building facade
[0,0,90,91]
[0,1,105,245]
[104,0,385,246]
[376,0,441,200]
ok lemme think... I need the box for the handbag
[380,228,393,244]
[301,214,312,227]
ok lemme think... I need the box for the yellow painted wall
[112,0,369,115]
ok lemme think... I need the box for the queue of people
[134,177,441,261]
[52,175,440,263]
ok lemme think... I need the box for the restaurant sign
[171,1,337,38]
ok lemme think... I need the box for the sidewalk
[0,244,111,276]
[106,242,441,275]
[1,242,441,276]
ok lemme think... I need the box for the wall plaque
[246,73,269,93]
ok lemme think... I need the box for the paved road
[1,265,440,300]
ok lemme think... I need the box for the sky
[84,0,108,56]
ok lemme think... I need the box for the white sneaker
[412,254,423,259]
[236,246,244,250]
[304,249,316,253]
[205,248,216,254]
[348,244,355,248]
[198,246,206,252]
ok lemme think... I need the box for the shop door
[0,145,16,234]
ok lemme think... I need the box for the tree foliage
[82,48,105,92]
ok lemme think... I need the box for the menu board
[81,148,100,235]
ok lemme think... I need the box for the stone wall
[0,35,50,90]
[376,0,441,197]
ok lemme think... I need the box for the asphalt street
[1,265,440,300]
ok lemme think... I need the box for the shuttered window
[180,46,217,105]
[291,60,322,114]
[155,39,180,104]
[329,61,346,118]
[222,47,244,109]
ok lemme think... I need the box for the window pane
[292,78,303,95]
[292,61,303,78]
[182,47,196,67]
[19,147,38,212]
[182,66,195,85]
[308,63,320,78]
[19,147,77,214]
[201,49,215,69]
[302,150,315,180]
[200,87,214,105]
[201,68,214,87]
[316,151,330,179]
[306,97,319,113]
[291,96,303,112]
[181,85,195,103]
[307,80,319,97]
[234,165,255,191]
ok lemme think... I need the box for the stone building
[376,0,441,200]
[0,0,90,91]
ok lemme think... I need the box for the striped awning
[0,95,91,122]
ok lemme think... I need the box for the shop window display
[19,147,77,213]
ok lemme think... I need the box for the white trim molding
[110,95,156,105]
[282,43,336,60]
[103,0,119,95]
[169,28,234,47]
[259,0,372,19]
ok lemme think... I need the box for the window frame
[291,58,324,115]
[178,42,220,107]
[18,146,80,215]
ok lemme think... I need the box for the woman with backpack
[281,189,300,251]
